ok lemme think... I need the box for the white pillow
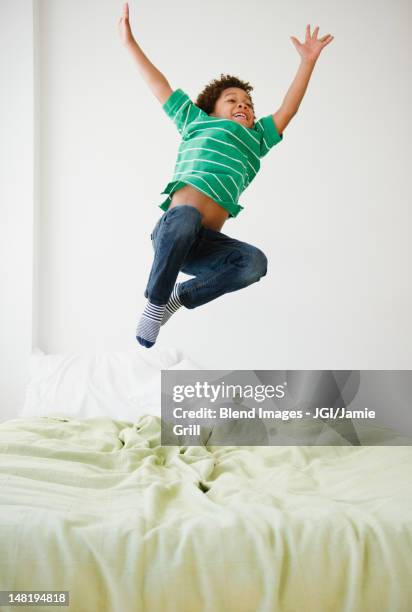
[21,346,203,421]
[126,356,202,417]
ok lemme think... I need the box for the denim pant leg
[178,227,268,309]
[144,205,203,306]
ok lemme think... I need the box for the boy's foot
[161,282,184,326]
[136,301,166,348]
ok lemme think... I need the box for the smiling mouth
[233,113,248,121]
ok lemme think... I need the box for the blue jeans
[144,205,268,308]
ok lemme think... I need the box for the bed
[0,349,411,612]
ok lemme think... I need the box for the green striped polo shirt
[159,88,283,219]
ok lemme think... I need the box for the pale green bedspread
[0,415,411,612]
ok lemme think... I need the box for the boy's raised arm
[118,3,173,105]
[272,25,334,135]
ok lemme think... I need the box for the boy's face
[210,87,255,128]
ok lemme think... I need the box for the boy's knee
[229,247,268,286]
[252,248,267,275]
[244,248,267,282]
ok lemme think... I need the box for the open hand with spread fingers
[290,25,334,62]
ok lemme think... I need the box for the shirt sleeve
[162,89,206,136]
[254,115,283,158]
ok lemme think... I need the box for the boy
[118,3,334,347]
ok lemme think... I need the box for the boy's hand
[290,25,334,62]
[118,3,135,47]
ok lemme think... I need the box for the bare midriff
[168,185,230,231]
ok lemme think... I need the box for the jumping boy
[117,3,334,347]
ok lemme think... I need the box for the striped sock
[161,283,184,326]
[136,301,166,348]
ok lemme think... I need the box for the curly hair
[195,74,255,116]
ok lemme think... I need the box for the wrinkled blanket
[0,415,411,612]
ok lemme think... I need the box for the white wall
[1,0,411,419]
[0,0,34,420]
